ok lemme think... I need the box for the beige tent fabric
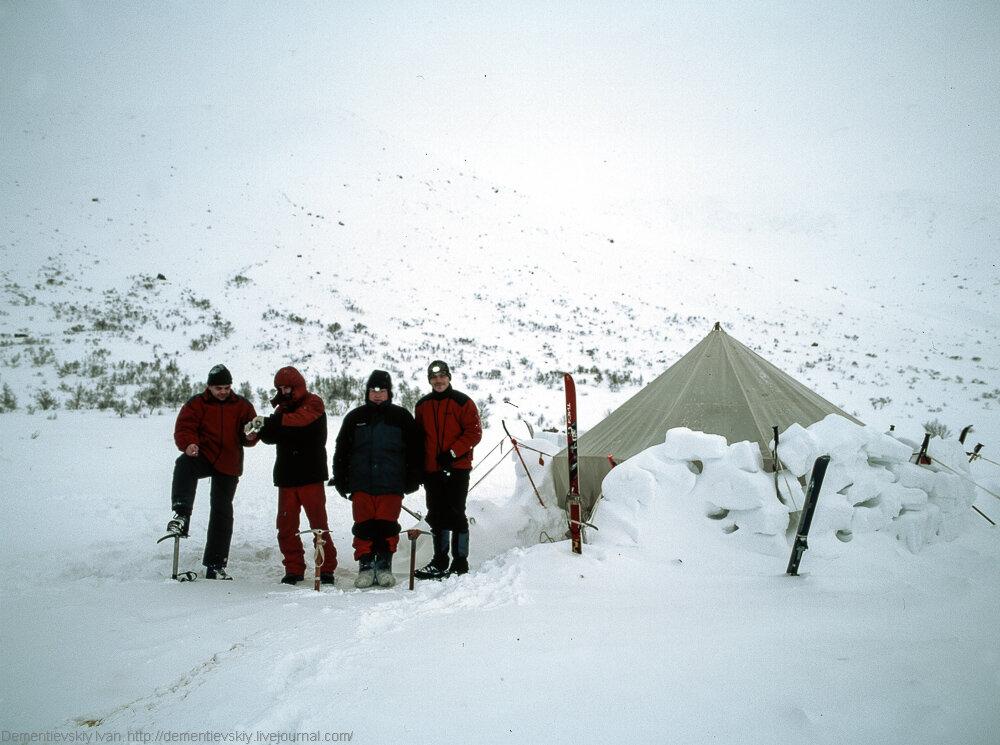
[551,324,863,514]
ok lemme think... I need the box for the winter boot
[414,530,451,580]
[205,565,232,580]
[281,573,304,585]
[320,572,336,585]
[166,512,190,538]
[355,554,376,589]
[374,552,396,588]
[450,531,470,576]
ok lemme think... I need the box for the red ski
[564,373,583,554]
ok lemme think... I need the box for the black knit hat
[366,369,392,393]
[427,360,451,379]
[207,364,232,386]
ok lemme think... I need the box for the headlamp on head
[427,360,451,379]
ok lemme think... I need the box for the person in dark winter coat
[332,370,422,588]
[413,360,482,579]
[256,366,338,585]
[167,364,258,580]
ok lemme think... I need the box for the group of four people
[165,360,482,587]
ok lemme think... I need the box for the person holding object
[166,364,258,580]
[255,366,338,585]
[413,360,482,579]
[332,370,422,588]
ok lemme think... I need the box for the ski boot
[205,565,233,580]
[166,512,190,538]
[281,573,304,585]
[414,530,451,580]
[449,531,470,576]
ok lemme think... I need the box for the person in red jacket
[166,364,258,580]
[256,366,338,586]
[413,360,482,579]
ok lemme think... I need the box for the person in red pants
[331,370,422,588]
[256,366,338,585]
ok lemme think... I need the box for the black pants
[171,454,239,568]
[423,469,470,533]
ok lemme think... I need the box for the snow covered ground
[1,411,998,743]
[2,2,999,742]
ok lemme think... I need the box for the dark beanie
[207,364,233,386]
[366,369,392,392]
[427,360,451,379]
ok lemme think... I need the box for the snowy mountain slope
[2,97,997,438]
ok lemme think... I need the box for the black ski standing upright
[564,373,582,554]
[786,455,830,576]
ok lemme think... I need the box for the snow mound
[591,415,979,556]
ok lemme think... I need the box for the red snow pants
[276,483,338,575]
[350,491,403,560]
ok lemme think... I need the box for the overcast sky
[3,1,998,215]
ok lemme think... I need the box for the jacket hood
[272,366,308,407]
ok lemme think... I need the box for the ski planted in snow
[564,373,582,554]
[786,455,830,576]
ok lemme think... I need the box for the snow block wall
[593,415,978,555]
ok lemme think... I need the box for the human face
[208,384,231,401]
[368,388,389,404]
[429,373,450,393]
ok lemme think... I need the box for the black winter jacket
[332,400,422,497]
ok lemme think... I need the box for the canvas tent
[551,324,863,515]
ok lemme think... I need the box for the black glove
[328,478,351,500]
[436,451,455,469]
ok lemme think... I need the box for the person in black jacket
[332,370,422,588]
[256,366,338,585]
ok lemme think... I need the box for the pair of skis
[564,373,584,554]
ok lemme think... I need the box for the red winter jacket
[414,387,482,472]
[174,389,258,476]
